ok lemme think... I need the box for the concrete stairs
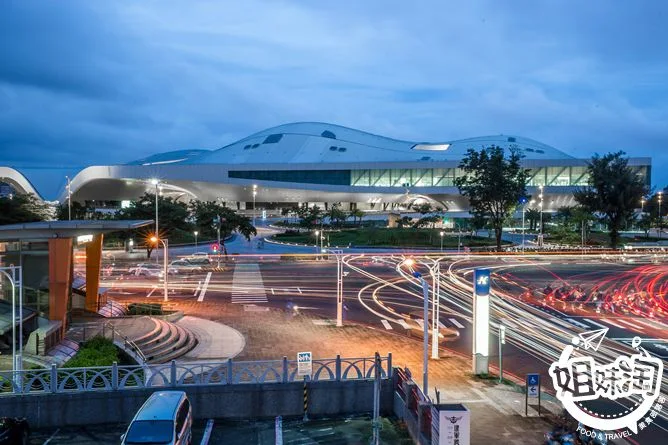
[132,318,198,364]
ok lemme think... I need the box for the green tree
[397,216,413,228]
[189,200,256,255]
[412,203,433,215]
[55,201,92,220]
[455,146,529,250]
[328,203,347,227]
[0,193,51,225]
[349,208,364,225]
[525,208,541,231]
[297,204,323,229]
[574,152,648,248]
[117,192,192,257]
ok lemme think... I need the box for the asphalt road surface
[100,253,668,444]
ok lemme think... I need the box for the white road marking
[232,264,268,304]
[43,428,61,445]
[146,286,156,298]
[197,272,212,302]
[566,318,589,329]
[381,319,393,330]
[193,280,201,296]
[616,318,645,331]
[600,318,629,330]
[297,287,303,294]
[271,288,275,295]
[583,318,608,329]
[397,319,410,329]
[438,320,446,329]
[449,318,465,329]
[415,319,424,329]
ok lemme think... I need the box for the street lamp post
[65,176,72,220]
[658,192,663,239]
[538,185,544,246]
[314,230,320,254]
[439,231,444,252]
[194,231,198,250]
[150,179,160,237]
[150,236,169,301]
[404,259,430,395]
[252,185,258,227]
[431,262,440,360]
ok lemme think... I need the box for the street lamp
[150,236,169,302]
[439,231,444,252]
[658,191,663,239]
[498,324,506,383]
[252,185,258,227]
[538,186,544,247]
[65,176,72,220]
[403,258,429,395]
[194,231,198,249]
[430,261,441,360]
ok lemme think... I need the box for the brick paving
[144,299,560,445]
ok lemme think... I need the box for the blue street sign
[526,373,540,399]
[527,373,540,386]
[474,269,490,297]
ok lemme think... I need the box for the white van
[121,391,192,445]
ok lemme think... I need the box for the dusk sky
[1,1,667,186]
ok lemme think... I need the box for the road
[99,252,668,444]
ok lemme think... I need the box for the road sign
[262,210,267,220]
[527,373,540,398]
[210,242,219,253]
[297,351,312,377]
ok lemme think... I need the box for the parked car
[0,417,29,445]
[168,259,203,275]
[121,391,192,445]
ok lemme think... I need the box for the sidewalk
[163,300,560,445]
[178,316,245,361]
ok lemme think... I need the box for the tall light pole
[439,231,444,252]
[404,259,429,395]
[431,261,440,360]
[194,230,198,250]
[150,179,160,238]
[538,185,544,247]
[658,191,663,239]
[65,176,72,220]
[314,230,320,254]
[150,236,169,302]
[498,324,506,383]
[252,184,258,227]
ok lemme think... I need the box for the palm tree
[525,208,541,231]
[350,208,364,225]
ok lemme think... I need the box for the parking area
[29,416,410,444]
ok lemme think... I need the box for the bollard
[303,376,309,422]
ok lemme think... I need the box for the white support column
[472,269,491,375]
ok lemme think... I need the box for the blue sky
[1,1,667,186]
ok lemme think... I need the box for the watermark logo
[476,275,489,286]
[548,328,664,435]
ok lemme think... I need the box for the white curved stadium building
[0,122,651,214]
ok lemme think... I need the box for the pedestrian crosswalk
[231,263,268,304]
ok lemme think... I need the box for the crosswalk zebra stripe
[380,319,393,330]
[397,319,410,329]
[231,263,268,304]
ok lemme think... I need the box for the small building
[0,220,152,355]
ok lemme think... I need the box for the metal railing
[0,354,391,395]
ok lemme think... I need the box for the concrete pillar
[48,238,73,333]
[85,234,104,312]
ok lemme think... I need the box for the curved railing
[0,353,391,395]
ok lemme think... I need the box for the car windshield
[125,420,173,444]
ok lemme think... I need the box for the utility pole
[498,324,506,383]
[431,261,440,359]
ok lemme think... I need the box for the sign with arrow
[527,373,540,398]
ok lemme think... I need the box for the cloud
[0,0,667,184]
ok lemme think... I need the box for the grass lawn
[272,228,507,248]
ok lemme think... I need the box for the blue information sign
[473,269,490,297]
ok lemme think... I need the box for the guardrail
[0,354,391,395]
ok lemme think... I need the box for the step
[153,330,198,364]
[134,318,169,348]
[144,323,186,359]
[141,321,177,356]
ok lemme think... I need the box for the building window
[263,134,283,144]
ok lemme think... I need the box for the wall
[0,379,393,429]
